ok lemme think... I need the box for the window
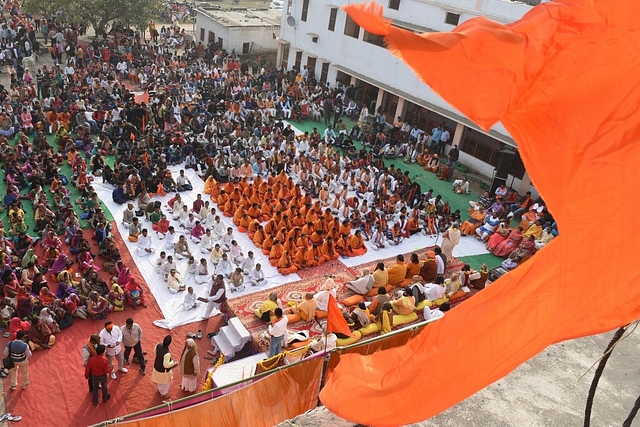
[404,101,430,128]
[381,92,399,123]
[281,44,290,70]
[445,12,460,26]
[306,57,316,79]
[208,31,215,43]
[460,127,501,166]
[200,28,205,41]
[344,15,360,39]
[312,36,318,43]
[363,30,385,48]
[389,0,400,10]
[242,42,250,54]
[301,0,309,22]
[355,79,379,111]
[328,8,337,31]
[295,51,303,71]
[218,37,224,48]
[320,62,330,83]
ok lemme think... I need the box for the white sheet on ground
[94,167,301,329]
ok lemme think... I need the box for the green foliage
[23,0,163,36]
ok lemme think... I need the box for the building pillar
[374,88,384,113]
[276,43,283,68]
[451,122,465,150]
[349,75,357,86]
[394,98,406,121]
[518,170,532,194]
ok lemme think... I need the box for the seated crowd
[252,249,490,354]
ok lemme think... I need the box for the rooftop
[195,7,281,27]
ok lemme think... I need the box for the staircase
[212,317,250,359]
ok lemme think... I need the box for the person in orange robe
[305,244,326,268]
[293,248,307,270]
[268,240,283,266]
[238,214,251,233]
[263,219,277,236]
[321,236,339,261]
[232,206,244,226]
[261,234,274,255]
[252,226,265,248]
[460,207,486,236]
[277,251,297,276]
[203,176,216,195]
[347,230,367,257]
[338,220,352,238]
[247,219,261,240]
[321,1,640,425]
[247,203,261,220]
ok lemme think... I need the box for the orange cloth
[326,294,352,337]
[320,1,640,425]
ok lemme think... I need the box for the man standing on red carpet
[85,345,111,406]
[99,321,128,379]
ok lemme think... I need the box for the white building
[195,8,281,55]
[277,0,541,195]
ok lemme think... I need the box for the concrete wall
[196,13,280,53]
[278,0,529,141]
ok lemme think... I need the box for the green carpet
[458,253,502,271]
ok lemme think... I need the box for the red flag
[325,294,352,337]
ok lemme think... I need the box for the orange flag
[325,294,352,338]
[320,1,640,425]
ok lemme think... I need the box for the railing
[88,317,438,427]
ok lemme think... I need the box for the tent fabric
[320,0,640,425]
[116,355,324,427]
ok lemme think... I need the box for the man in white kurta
[248,263,267,287]
[137,229,156,256]
[151,336,177,399]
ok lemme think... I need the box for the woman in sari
[77,249,97,274]
[39,307,60,334]
[17,296,35,319]
[86,291,109,320]
[9,317,30,340]
[27,316,56,350]
[486,222,510,253]
[50,253,71,276]
[510,236,537,262]
[117,266,132,288]
[109,284,126,312]
[39,287,56,308]
[21,248,38,269]
[493,227,524,258]
[2,270,19,299]
[124,278,147,308]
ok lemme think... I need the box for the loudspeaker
[490,176,506,197]
[495,148,516,179]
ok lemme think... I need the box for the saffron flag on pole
[325,294,352,338]
[320,1,640,426]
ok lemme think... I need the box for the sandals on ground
[0,413,22,422]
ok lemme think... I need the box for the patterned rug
[228,245,468,353]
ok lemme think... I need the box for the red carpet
[2,223,224,427]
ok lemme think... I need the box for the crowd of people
[0,0,560,408]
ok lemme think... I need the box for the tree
[23,0,163,37]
